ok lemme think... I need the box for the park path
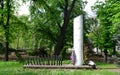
[108,68,120,73]
[98,68,120,73]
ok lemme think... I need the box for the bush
[27,47,48,56]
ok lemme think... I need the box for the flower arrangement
[70,49,75,65]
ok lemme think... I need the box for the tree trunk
[5,42,9,61]
[54,0,76,55]
[113,46,116,55]
[4,0,10,61]
[96,47,98,54]
[104,50,108,63]
[54,29,66,55]
[113,41,116,55]
[0,0,9,61]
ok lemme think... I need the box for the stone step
[23,65,92,69]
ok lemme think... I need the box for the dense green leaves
[27,0,83,55]
[91,0,120,51]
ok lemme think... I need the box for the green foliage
[0,0,84,56]
[27,47,48,56]
[9,16,29,49]
[0,0,31,61]
[91,0,120,51]
[26,0,84,55]
[0,0,27,46]
[95,0,120,34]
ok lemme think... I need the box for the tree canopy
[28,0,83,55]
[91,0,120,51]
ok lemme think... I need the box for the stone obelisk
[73,15,83,66]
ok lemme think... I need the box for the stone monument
[73,15,83,66]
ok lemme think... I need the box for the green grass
[62,60,71,64]
[96,62,118,68]
[0,61,119,75]
[62,60,118,68]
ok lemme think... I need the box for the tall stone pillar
[73,15,83,66]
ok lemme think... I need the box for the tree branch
[63,0,68,24]
[68,0,76,16]
[5,0,10,28]
[57,22,62,29]
[62,0,76,29]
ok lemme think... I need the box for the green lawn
[0,61,119,75]
[96,62,118,68]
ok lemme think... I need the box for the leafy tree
[29,0,83,56]
[85,17,100,54]
[0,0,28,61]
[0,0,11,61]
[93,0,120,63]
